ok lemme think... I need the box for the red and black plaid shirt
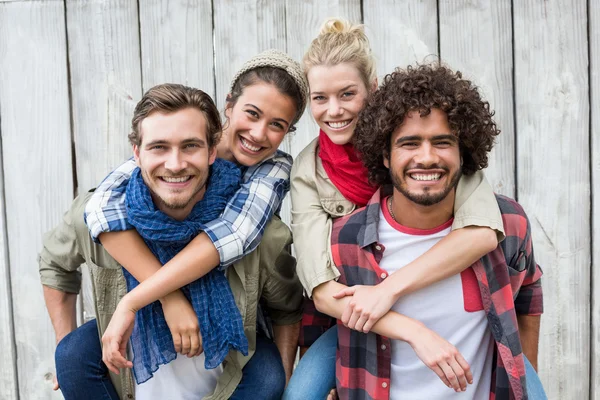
[301,188,543,400]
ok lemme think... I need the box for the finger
[172,333,182,354]
[332,287,356,299]
[438,361,460,391]
[330,388,338,400]
[448,357,467,391]
[363,316,376,333]
[346,308,362,331]
[52,376,59,391]
[198,336,204,355]
[430,364,451,388]
[354,313,370,333]
[340,302,354,326]
[455,352,473,384]
[189,332,200,357]
[181,334,191,355]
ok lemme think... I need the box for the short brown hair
[129,83,222,148]
[354,63,501,185]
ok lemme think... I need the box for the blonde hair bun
[319,17,364,36]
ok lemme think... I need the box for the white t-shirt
[378,199,494,400]
[134,352,223,400]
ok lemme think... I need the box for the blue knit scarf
[124,158,248,384]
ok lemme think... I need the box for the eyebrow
[144,137,207,148]
[394,134,458,145]
[310,84,358,96]
[244,103,290,126]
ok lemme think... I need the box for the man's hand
[101,301,136,374]
[326,388,338,400]
[406,323,473,392]
[332,283,397,333]
[161,290,203,357]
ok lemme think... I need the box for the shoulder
[291,137,319,178]
[495,194,530,235]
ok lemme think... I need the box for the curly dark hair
[354,63,500,186]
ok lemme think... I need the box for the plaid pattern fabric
[298,297,336,348]
[124,159,249,384]
[327,188,543,400]
[84,151,292,268]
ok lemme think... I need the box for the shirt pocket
[320,197,355,218]
[87,259,127,315]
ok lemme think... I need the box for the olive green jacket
[39,190,303,399]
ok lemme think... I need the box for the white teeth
[327,120,351,129]
[410,173,441,181]
[240,137,261,152]
[162,176,190,183]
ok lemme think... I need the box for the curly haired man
[316,64,547,400]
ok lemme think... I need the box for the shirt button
[380,273,387,279]
[127,395,133,399]
[381,344,387,350]
[336,205,344,213]
[382,382,388,388]
[375,245,382,251]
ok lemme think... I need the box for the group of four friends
[39,17,547,400]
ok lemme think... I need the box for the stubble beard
[144,169,209,210]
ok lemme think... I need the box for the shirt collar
[356,186,393,249]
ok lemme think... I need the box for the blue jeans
[284,325,548,400]
[56,319,285,400]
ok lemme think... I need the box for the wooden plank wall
[0,0,596,398]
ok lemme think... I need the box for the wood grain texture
[364,0,438,77]
[591,1,599,399]
[514,1,590,398]
[139,0,214,95]
[0,1,73,399]
[65,0,141,322]
[438,0,514,197]
[213,0,286,108]
[0,139,18,400]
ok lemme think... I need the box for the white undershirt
[134,352,223,400]
[378,202,494,400]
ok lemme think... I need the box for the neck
[389,189,455,230]
[217,128,236,163]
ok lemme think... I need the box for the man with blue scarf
[39,84,303,399]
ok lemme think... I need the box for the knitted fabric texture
[229,49,308,125]
[124,158,248,384]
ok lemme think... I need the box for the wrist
[381,275,406,301]
[399,319,426,345]
[159,289,183,305]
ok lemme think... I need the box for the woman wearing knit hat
[60,50,308,399]
[283,17,506,400]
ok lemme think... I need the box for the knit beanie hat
[229,49,309,126]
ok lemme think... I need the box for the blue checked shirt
[84,150,292,268]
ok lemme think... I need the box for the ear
[370,77,378,93]
[224,94,233,119]
[133,145,141,166]
[383,152,390,169]
[208,145,217,165]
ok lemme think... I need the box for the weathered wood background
[0,0,595,398]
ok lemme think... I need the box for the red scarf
[318,130,377,207]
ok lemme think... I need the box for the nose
[249,121,269,142]
[164,150,187,173]
[414,142,439,167]
[328,98,343,117]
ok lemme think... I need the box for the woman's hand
[101,301,136,374]
[161,290,203,357]
[406,323,473,392]
[332,283,397,333]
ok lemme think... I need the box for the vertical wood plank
[364,0,438,78]
[514,2,590,398]
[591,1,600,399]
[138,0,214,96]
[0,1,72,398]
[213,0,287,109]
[65,0,141,322]
[438,0,515,197]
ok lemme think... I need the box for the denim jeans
[283,325,548,400]
[55,319,285,400]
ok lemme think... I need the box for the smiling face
[133,107,217,220]
[384,108,462,207]
[307,63,371,145]
[220,82,297,167]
